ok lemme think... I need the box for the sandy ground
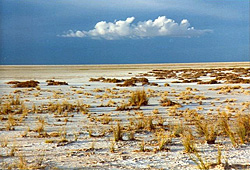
[0,62,250,169]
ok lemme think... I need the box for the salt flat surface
[0,62,250,169]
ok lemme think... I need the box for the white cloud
[62,16,212,40]
[62,30,85,38]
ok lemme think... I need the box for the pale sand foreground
[0,62,250,169]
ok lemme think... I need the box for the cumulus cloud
[62,16,212,40]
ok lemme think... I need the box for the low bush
[10,80,39,88]
[46,80,68,86]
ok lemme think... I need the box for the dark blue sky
[0,0,249,65]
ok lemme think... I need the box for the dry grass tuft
[160,97,180,107]
[113,123,123,142]
[34,117,46,136]
[181,131,197,153]
[235,114,250,144]
[98,114,112,124]
[116,103,131,111]
[155,131,171,151]
[171,123,185,137]
[1,137,8,147]
[139,140,145,152]
[195,119,218,144]
[152,109,159,114]
[219,117,237,147]
[109,139,116,153]
[129,90,148,107]
[189,151,210,170]
[6,114,17,131]
[10,95,21,105]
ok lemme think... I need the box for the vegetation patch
[46,80,68,85]
[7,80,40,88]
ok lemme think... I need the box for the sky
[0,0,249,65]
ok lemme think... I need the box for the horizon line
[0,61,249,67]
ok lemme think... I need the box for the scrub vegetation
[1,65,250,169]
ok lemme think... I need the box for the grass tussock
[152,108,159,114]
[10,95,22,105]
[129,90,148,107]
[113,123,123,142]
[116,103,131,111]
[160,97,181,107]
[34,117,46,136]
[155,131,171,151]
[219,117,237,147]
[181,131,197,153]
[171,123,185,137]
[98,114,112,124]
[129,116,155,131]
[189,151,210,170]
[6,114,17,131]
[1,137,8,147]
[109,139,116,153]
[139,140,145,152]
[235,114,250,144]
[115,90,149,110]
[195,119,218,144]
